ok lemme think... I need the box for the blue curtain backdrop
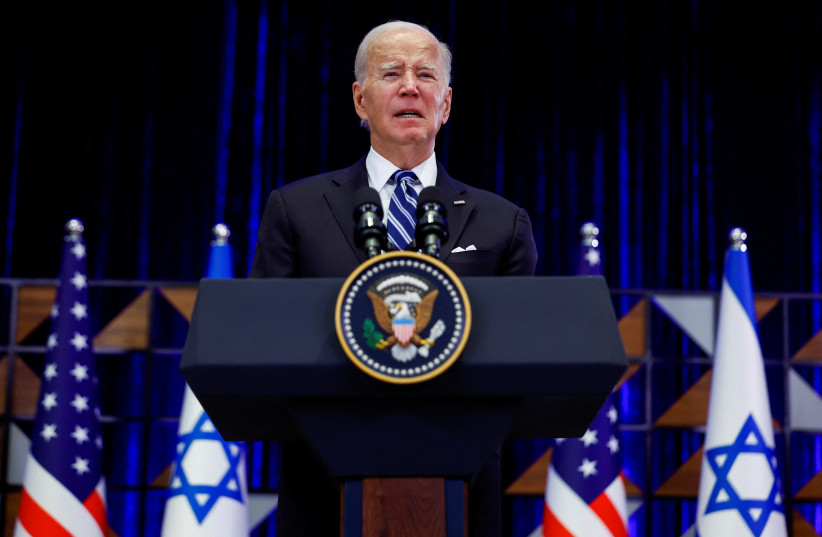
[3,0,820,292]
[2,1,822,536]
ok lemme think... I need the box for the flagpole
[161,223,249,537]
[696,227,787,537]
[14,219,108,537]
[542,222,627,537]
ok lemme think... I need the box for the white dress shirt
[365,147,437,222]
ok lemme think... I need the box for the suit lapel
[324,158,471,266]
[435,163,474,264]
[324,157,370,266]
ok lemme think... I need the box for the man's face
[353,29,452,158]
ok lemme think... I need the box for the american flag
[14,221,107,537]
[542,222,627,537]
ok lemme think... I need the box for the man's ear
[353,82,368,121]
[441,87,452,125]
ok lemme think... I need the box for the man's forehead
[368,30,442,65]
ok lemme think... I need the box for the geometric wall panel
[158,286,198,323]
[3,491,20,537]
[93,289,151,350]
[652,295,716,355]
[504,447,552,495]
[5,423,30,486]
[616,362,642,389]
[789,368,822,432]
[150,463,173,488]
[655,369,782,430]
[14,286,56,343]
[754,297,781,322]
[0,357,6,414]
[248,493,278,531]
[10,356,39,418]
[618,298,647,357]
[655,371,712,428]
[794,330,822,362]
[655,447,702,498]
[792,509,822,537]
[795,470,822,501]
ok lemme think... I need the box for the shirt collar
[366,148,438,190]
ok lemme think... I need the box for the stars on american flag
[71,456,90,475]
[70,332,89,351]
[26,232,106,510]
[580,428,599,447]
[584,247,601,267]
[70,241,86,260]
[42,392,58,411]
[71,394,90,413]
[71,363,89,381]
[72,426,90,444]
[70,271,87,290]
[550,400,622,504]
[16,227,109,537]
[70,301,88,320]
[41,424,58,442]
[44,362,58,380]
[578,457,598,478]
[544,394,627,537]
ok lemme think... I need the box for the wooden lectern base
[342,477,467,537]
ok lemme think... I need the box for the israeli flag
[161,226,249,536]
[161,386,248,536]
[696,229,786,537]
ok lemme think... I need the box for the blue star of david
[169,412,245,524]
[704,414,784,537]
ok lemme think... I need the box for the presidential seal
[335,251,471,384]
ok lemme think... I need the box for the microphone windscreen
[353,187,383,215]
[417,186,445,206]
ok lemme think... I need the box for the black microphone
[415,187,448,258]
[353,187,387,258]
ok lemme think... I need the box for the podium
[181,276,627,536]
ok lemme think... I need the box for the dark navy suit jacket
[250,156,538,278]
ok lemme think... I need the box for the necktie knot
[394,170,417,188]
[386,170,419,250]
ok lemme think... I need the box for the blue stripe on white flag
[724,249,757,330]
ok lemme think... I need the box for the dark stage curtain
[4,0,820,293]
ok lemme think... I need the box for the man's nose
[399,71,419,95]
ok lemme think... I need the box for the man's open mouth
[395,111,423,118]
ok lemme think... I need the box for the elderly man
[251,20,537,279]
[250,20,538,536]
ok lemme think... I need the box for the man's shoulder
[439,170,521,212]
[278,157,367,195]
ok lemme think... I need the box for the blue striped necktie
[386,170,419,250]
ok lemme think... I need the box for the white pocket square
[451,245,477,253]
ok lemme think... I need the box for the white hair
[354,20,452,88]
[354,21,452,129]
